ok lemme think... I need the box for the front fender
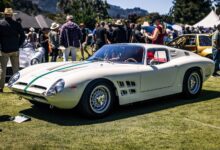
[47,81,89,109]
[200,48,212,57]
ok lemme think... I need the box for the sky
[106,0,173,14]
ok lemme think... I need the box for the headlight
[31,58,39,65]
[8,72,20,87]
[45,79,65,96]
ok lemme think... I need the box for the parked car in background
[6,42,45,81]
[9,44,214,118]
[167,34,213,59]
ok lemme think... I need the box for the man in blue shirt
[212,24,220,76]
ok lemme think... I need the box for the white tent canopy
[194,10,220,28]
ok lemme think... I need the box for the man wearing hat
[59,15,82,62]
[48,22,60,62]
[112,20,126,43]
[0,8,25,93]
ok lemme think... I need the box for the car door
[183,35,197,53]
[140,48,178,92]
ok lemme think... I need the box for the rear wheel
[182,69,202,98]
[79,81,115,118]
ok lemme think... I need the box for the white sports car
[6,42,45,81]
[9,44,214,118]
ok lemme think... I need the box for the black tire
[78,80,116,118]
[182,69,203,98]
[206,54,213,60]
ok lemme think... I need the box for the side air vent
[126,81,136,87]
[131,81,136,87]
[129,89,136,94]
[184,52,190,56]
[121,90,128,96]
[117,81,125,88]
[126,81,131,87]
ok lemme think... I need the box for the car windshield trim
[88,45,145,64]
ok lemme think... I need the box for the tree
[128,13,139,23]
[58,0,110,28]
[12,0,40,15]
[0,0,40,15]
[0,0,12,12]
[213,0,220,15]
[170,0,212,25]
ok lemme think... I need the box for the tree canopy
[58,0,109,28]
[170,0,212,25]
[214,0,220,15]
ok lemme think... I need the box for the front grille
[15,83,47,92]
[16,92,47,101]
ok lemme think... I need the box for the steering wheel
[125,58,137,63]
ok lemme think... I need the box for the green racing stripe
[24,61,92,93]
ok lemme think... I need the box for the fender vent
[129,89,136,94]
[121,90,128,96]
[126,81,136,87]
[117,81,125,88]
[184,52,190,56]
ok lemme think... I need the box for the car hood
[17,61,140,88]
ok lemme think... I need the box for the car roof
[181,34,210,36]
[109,43,169,50]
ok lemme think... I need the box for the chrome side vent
[126,81,136,87]
[121,90,128,96]
[129,89,136,94]
[117,81,125,88]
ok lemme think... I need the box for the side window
[199,35,212,46]
[185,36,196,46]
[147,49,169,65]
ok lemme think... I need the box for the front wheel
[79,81,115,118]
[182,69,202,98]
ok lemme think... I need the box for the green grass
[0,77,220,149]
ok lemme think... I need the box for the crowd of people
[0,7,220,93]
[24,14,171,62]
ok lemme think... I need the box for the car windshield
[88,45,144,64]
[199,35,211,46]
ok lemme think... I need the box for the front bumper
[11,86,82,109]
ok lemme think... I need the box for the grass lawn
[0,76,220,149]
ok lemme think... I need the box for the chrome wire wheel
[187,72,201,95]
[89,85,111,114]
